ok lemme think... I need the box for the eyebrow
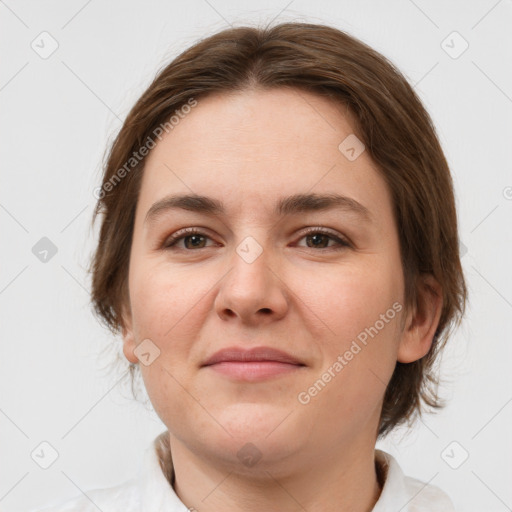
[144,192,373,225]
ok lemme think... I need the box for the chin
[212,402,291,436]
[207,431,304,477]
[214,405,307,459]
[168,400,317,477]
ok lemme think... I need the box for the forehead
[135,88,392,224]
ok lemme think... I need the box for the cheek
[139,364,201,436]
[296,261,402,398]
[129,259,202,339]
[296,260,402,345]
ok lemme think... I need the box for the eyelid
[295,226,351,247]
[161,226,217,248]
[162,225,351,250]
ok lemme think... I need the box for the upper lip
[202,346,304,366]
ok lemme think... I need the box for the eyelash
[162,227,351,251]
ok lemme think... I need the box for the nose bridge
[229,232,274,293]
[215,231,288,322]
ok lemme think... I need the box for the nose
[214,240,289,326]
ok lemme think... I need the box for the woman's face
[122,88,422,471]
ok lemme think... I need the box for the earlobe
[121,305,139,365]
[122,329,139,364]
[397,274,443,364]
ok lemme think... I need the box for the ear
[121,302,139,364]
[397,274,443,363]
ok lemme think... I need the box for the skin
[121,87,443,512]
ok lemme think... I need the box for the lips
[202,346,305,381]
[202,346,304,366]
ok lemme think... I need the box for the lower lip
[204,361,303,381]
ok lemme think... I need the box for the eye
[162,227,351,251]
[295,227,351,251]
[162,228,217,250]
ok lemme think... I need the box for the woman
[37,21,467,511]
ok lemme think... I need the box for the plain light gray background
[1,1,511,511]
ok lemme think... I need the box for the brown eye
[305,233,331,248]
[163,229,215,250]
[181,234,208,249]
[297,228,350,250]
[162,227,350,252]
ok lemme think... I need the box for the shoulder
[402,474,456,511]
[374,450,456,512]
[29,478,140,512]
[30,431,178,512]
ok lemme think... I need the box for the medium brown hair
[88,22,467,437]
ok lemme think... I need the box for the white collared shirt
[32,432,455,512]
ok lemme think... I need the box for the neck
[165,433,382,512]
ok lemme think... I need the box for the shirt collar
[372,449,410,511]
[138,432,183,511]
